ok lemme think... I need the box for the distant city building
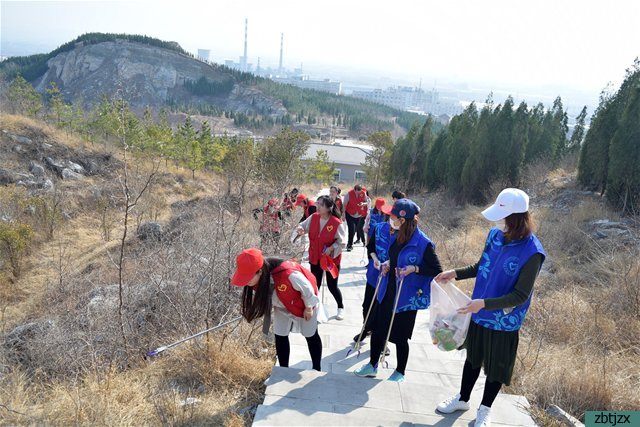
[197,49,210,62]
[273,76,342,95]
[351,86,463,116]
[302,141,371,183]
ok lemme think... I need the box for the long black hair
[316,195,341,219]
[241,256,287,322]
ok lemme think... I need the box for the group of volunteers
[231,185,545,427]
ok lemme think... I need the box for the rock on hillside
[31,39,286,116]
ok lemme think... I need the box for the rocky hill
[1,35,286,117]
[0,33,423,137]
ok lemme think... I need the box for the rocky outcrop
[32,40,285,116]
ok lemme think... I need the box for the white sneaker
[474,405,492,427]
[336,308,345,320]
[436,393,470,414]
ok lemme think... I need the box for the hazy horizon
[2,0,639,111]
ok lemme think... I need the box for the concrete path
[253,244,537,426]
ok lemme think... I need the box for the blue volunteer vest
[377,227,435,313]
[366,222,395,287]
[472,228,546,331]
[367,208,386,237]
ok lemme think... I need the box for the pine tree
[604,69,640,212]
[46,82,66,125]
[445,103,477,198]
[461,99,495,203]
[577,90,619,193]
[6,74,43,117]
[308,149,336,183]
[363,131,394,194]
[568,106,588,151]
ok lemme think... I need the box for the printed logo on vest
[503,256,520,276]
[326,225,333,232]
[277,284,287,292]
[405,251,419,264]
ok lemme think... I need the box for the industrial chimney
[278,33,284,76]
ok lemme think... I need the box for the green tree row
[578,59,640,213]
[385,94,579,203]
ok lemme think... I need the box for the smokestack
[278,33,284,76]
[243,18,248,71]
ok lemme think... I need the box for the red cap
[294,194,307,206]
[380,204,393,216]
[320,254,339,279]
[374,197,385,210]
[231,248,264,286]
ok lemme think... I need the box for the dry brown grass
[1,114,310,425]
[0,331,273,426]
[426,173,640,422]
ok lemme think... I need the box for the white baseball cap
[481,188,529,221]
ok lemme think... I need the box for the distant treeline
[387,94,578,204]
[183,76,235,97]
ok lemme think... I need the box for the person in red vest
[296,195,346,320]
[294,194,317,223]
[231,248,323,371]
[259,198,282,247]
[330,185,344,217]
[343,184,370,251]
[281,188,298,217]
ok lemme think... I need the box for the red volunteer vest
[271,261,318,318]
[282,195,294,211]
[260,206,281,233]
[335,198,344,216]
[308,213,343,266]
[345,189,368,216]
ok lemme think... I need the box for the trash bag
[429,279,472,351]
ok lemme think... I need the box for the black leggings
[361,284,377,333]
[369,331,410,375]
[459,360,503,407]
[346,213,365,247]
[275,331,322,371]
[310,262,344,309]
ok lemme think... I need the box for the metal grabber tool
[146,316,243,357]
[379,275,405,369]
[346,271,385,358]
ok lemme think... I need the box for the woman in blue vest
[353,202,394,344]
[354,199,443,382]
[363,197,388,238]
[435,188,546,427]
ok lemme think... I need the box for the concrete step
[254,366,536,426]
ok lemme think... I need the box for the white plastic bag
[429,279,472,351]
[316,301,329,324]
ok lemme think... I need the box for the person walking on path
[354,198,443,382]
[296,195,346,320]
[353,203,393,344]
[434,188,546,427]
[232,248,323,371]
[363,197,388,237]
[343,184,370,251]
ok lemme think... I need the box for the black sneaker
[346,246,353,252]
[355,239,361,245]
